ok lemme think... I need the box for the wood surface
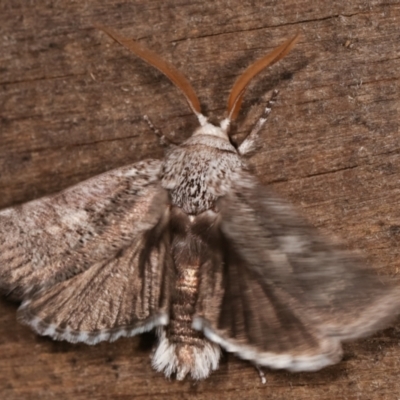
[1,0,400,399]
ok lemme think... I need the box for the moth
[1,26,399,382]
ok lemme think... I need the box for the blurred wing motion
[0,160,172,343]
[194,171,400,372]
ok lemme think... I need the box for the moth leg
[238,89,279,156]
[143,115,177,148]
[255,364,267,385]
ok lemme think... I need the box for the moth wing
[194,171,400,371]
[0,159,174,343]
[0,159,167,299]
[17,220,172,344]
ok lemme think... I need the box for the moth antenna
[226,33,300,121]
[96,25,204,121]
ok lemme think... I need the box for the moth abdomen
[152,216,221,380]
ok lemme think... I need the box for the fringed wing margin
[0,160,174,343]
[194,171,400,372]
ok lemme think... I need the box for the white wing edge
[17,298,169,345]
[192,317,342,372]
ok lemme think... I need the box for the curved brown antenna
[96,25,202,116]
[227,33,300,121]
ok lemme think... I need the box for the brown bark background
[1,1,400,399]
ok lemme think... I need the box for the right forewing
[194,171,400,372]
[216,172,400,340]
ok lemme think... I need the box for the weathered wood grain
[1,0,400,399]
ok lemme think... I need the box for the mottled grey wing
[0,159,173,343]
[194,171,400,371]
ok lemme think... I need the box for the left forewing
[0,159,174,343]
[0,159,167,299]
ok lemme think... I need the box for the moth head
[96,25,299,140]
[192,116,230,141]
